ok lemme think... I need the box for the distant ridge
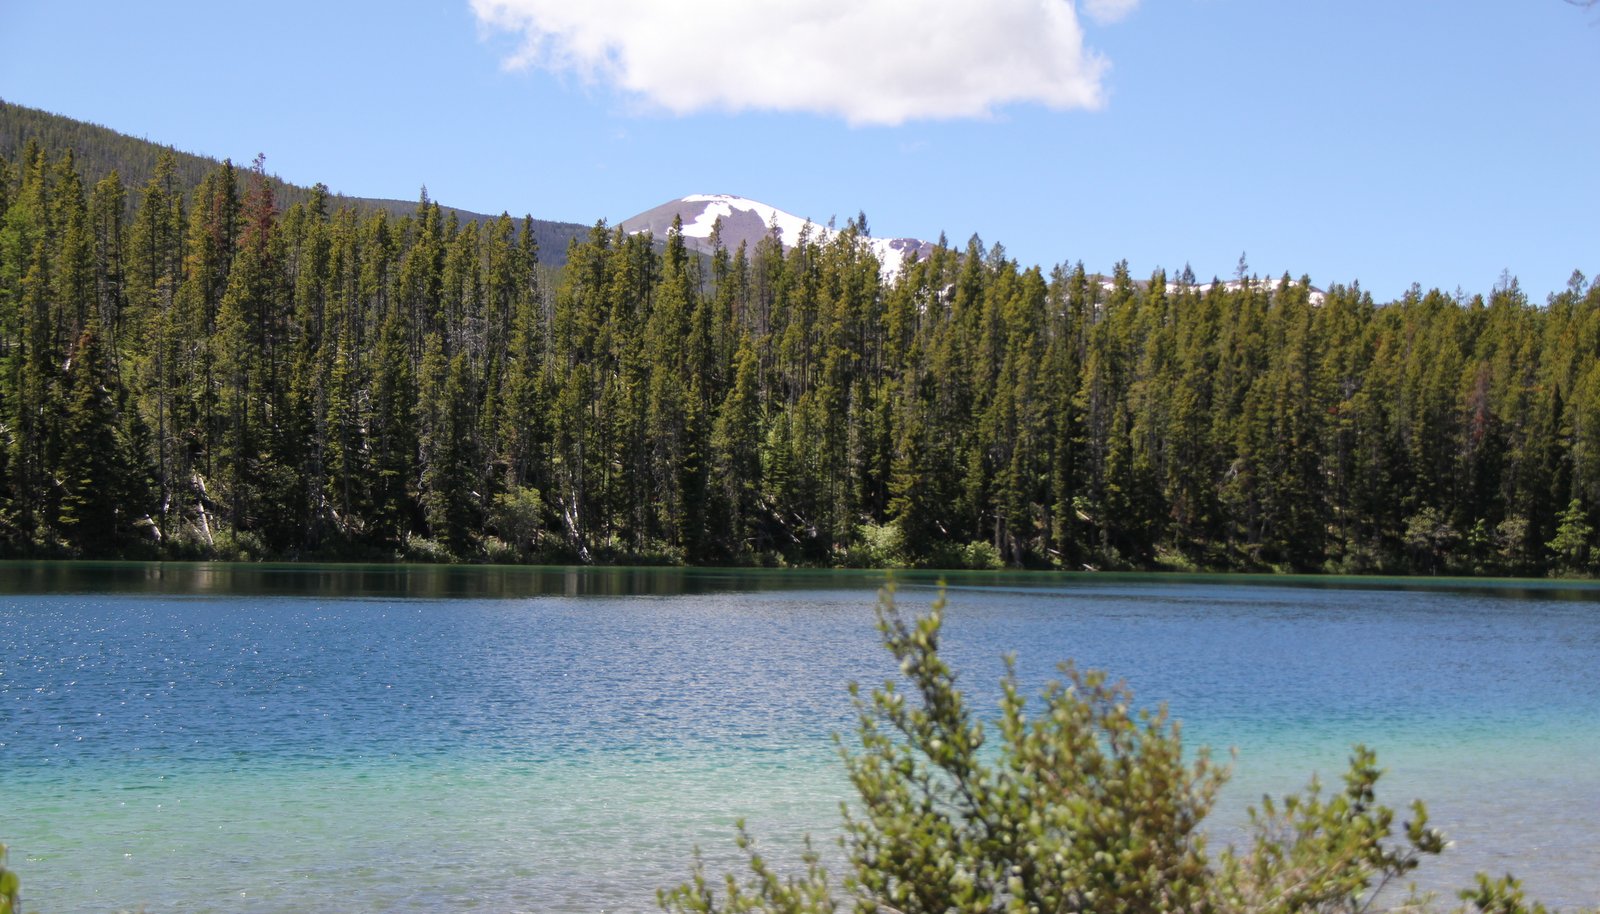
[0,99,591,265]
[621,193,936,280]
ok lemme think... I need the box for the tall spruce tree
[58,327,147,554]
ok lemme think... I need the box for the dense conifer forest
[0,100,590,265]
[1,105,1596,574]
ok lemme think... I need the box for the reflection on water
[4,560,1600,601]
[0,560,918,599]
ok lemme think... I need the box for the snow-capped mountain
[620,194,935,280]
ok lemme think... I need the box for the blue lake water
[3,564,1599,911]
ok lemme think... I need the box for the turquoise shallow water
[3,566,1599,911]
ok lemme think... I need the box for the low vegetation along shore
[1,103,1597,576]
[662,588,1592,914]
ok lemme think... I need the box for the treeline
[1,140,1597,573]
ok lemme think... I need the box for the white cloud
[1083,0,1140,25]
[470,0,1120,126]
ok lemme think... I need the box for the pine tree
[57,328,144,554]
[125,151,186,531]
[3,144,60,543]
[212,156,288,537]
[1546,497,1593,576]
[709,340,763,558]
[50,151,95,345]
[420,347,481,557]
[89,171,127,344]
[367,303,418,549]
[498,216,548,497]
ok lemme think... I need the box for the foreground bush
[1,845,23,914]
[661,587,1558,914]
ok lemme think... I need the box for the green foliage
[955,540,1004,571]
[489,484,545,559]
[840,589,1222,914]
[661,588,1554,914]
[845,521,909,569]
[0,99,591,265]
[1459,874,1549,914]
[0,844,26,914]
[4,105,1600,573]
[1405,508,1459,575]
[660,828,839,914]
[57,329,131,553]
[1546,499,1594,576]
[1213,745,1446,914]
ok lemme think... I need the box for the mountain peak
[620,195,933,280]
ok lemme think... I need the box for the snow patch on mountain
[620,194,935,281]
[674,194,814,244]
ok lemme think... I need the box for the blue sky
[2,0,1596,301]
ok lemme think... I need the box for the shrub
[1,844,23,914]
[956,541,1004,571]
[401,533,455,563]
[489,485,545,559]
[845,522,909,569]
[661,587,1557,914]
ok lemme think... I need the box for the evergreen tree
[3,144,60,543]
[58,328,145,554]
[709,339,763,558]
[420,347,481,557]
[88,171,127,344]
[1547,497,1593,576]
[367,303,418,549]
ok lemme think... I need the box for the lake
[3,563,1598,912]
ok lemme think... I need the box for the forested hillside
[1,129,1596,573]
[0,99,590,265]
